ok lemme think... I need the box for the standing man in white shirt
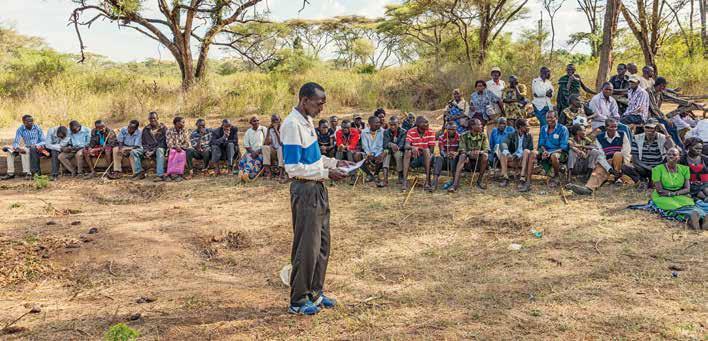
[531,66,554,127]
[281,82,351,315]
[486,66,506,98]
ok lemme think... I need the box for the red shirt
[406,128,436,149]
[438,132,460,153]
[335,128,361,151]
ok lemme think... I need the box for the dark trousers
[622,162,653,183]
[289,180,330,305]
[211,143,236,167]
[50,150,61,176]
[189,149,211,170]
[361,158,383,177]
[434,155,459,176]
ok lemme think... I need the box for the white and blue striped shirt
[282,108,337,180]
[13,124,44,149]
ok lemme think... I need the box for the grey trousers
[290,180,330,305]
[211,143,236,167]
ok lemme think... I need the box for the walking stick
[92,149,104,170]
[251,166,266,182]
[403,177,418,207]
[469,152,480,187]
[100,160,114,178]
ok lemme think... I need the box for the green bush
[104,323,139,341]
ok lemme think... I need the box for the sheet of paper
[338,159,366,174]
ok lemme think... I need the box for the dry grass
[0,171,705,340]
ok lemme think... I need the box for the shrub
[104,323,139,341]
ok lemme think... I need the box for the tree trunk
[478,4,490,65]
[701,0,707,58]
[549,19,556,61]
[596,0,619,90]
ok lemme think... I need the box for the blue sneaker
[442,180,454,190]
[314,294,337,309]
[288,300,320,315]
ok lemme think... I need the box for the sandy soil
[0,169,705,340]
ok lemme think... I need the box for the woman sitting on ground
[681,137,708,200]
[652,147,706,229]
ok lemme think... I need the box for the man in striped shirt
[621,75,649,125]
[402,116,436,191]
[1,115,45,180]
[282,82,351,316]
[622,118,673,189]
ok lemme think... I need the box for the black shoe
[518,181,531,192]
[50,175,58,181]
[0,174,15,180]
[500,178,509,187]
[608,168,621,178]
[131,172,146,180]
[566,183,592,195]
[476,180,487,190]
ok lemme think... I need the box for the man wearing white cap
[486,67,506,98]
[621,75,650,125]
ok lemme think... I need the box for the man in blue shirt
[489,117,515,166]
[59,120,91,177]
[360,116,386,186]
[538,111,569,187]
[114,120,143,179]
[1,115,45,180]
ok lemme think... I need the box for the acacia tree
[69,0,305,90]
[475,0,530,63]
[619,0,686,72]
[596,0,620,89]
[569,0,603,56]
[542,0,567,61]
[381,1,453,65]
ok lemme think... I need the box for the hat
[572,116,588,127]
[644,118,659,128]
[354,114,362,119]
[628,75,640,83]
[491,66,501,73]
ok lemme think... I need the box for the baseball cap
[491,66,501,73]
[628,75,640,83]
[644,118,659,128]
[572,116,588,127]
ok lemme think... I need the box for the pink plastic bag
[166,149,186,175]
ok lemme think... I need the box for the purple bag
[166,149,186,175]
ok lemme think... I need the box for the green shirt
[459,132,489,152]
[557,75,581,113]
[651,164,694,210]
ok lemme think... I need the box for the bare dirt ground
[0,168,705,340]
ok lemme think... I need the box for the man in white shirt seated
[588,82,620,132]
[238,116,269,180]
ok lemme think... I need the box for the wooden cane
[352,171,361,188]
[92,149,104,170]
[101,160,114,178]
[402,177,418,207]
[469,152,480,187]
[559,186,569,205]
[251,166,266,182]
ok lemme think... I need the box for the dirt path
[0,175,705,339]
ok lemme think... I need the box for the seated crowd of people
[2,64,706,227]
[1,112,286,182]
